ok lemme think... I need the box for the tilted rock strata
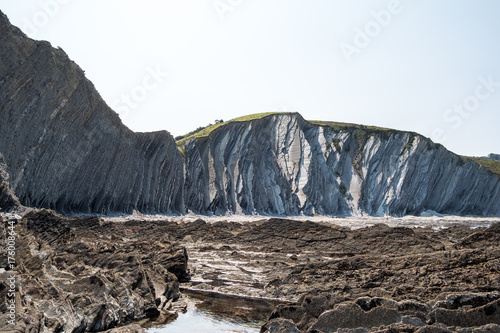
[0,10,499,217]
[263,295,500,333]
[0,154,19,211]
[183,113,500,216]
[124,217,500,332]
[0,210,189,332]
[0,11,184,215]
[257,222,500,332]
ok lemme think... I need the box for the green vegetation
[177,115,400,148]
[175,112,292,147]
[399,135,416,156]
[462,156,500,176]
[175,119,224,141]
[332,138,341,152]
[339,184,347,196]
[309,120,405,150]
[174,112,500,178]
[308,120,393,133]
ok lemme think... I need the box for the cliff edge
[0,10,499,217]
[0,11,185,215]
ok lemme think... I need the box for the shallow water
[146,290,277,333]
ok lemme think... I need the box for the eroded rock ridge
[0,11,499,217]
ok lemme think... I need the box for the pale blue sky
[0,1,499,156]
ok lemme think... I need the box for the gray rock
[183,113,500,216]
[260,318,301,333]
[0,154,19,211]
[0,210,188,332]
[0,11,184,215]
[310,301,401,333]
[415,326,453,333]
[103,324,146,333]
[429,299,500,327]
[1,10,499,217]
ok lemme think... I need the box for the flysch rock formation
[182,113,500,216]
[0,11,185,215]
[0,210,189,332]
[0,153,20,212]
[0,10,499,217]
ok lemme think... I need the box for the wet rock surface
[132,217,500,332]
[0,211,188,332]
[1,10,500,218]
[1,214,499,332]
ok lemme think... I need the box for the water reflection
[147,290,278,333]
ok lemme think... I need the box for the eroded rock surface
[1,214,499,332]
[128,217,500,332]
[0,11,185,215]
[183,113,500,216]
[1,10,499,217]
[0,211,188,332]
[0,154,19,212]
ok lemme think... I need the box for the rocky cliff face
[0,154,19,211]
[0,10,499,217]
[0,11,184,215]
[183,113,500,216]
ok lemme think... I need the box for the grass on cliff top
[463,156,500,176]
[309,120,408,145]
[175,114,409,156]
[308,120,394,132]
[175,112,290,147]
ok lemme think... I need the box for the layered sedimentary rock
[183,113,500,216]
[260,222,500,332]
[0,10,499,217]
[0,12,184,215]
[0,154,19,211]
[0,210,189,332]
[127,216,500,332]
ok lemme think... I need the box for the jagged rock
[0,210,188,332]
[183,113,500,216]
[103,324,145,333]
[309,300,401,332]
[0,154,19,212]
[0,8,499,217]
[0,11,184,215]
[429,298,500,328]
[240,220,500,332]
[260,318,300,333]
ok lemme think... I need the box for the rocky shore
[140,217,500,332]
[0,210,189,332]
[1,213,499,332]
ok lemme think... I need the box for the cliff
[181,113,500,216]
[0,11,185,215]
[0,154,20,211]
[0,10,499,217]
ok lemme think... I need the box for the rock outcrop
[0,210,189,332]
[0,154,20,212]
[183,113,500,216]
[0,11,184,215]
[118,216,500,332]
[0,10,499,217]
[258,222,500,332]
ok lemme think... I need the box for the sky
[0,0,499,156]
